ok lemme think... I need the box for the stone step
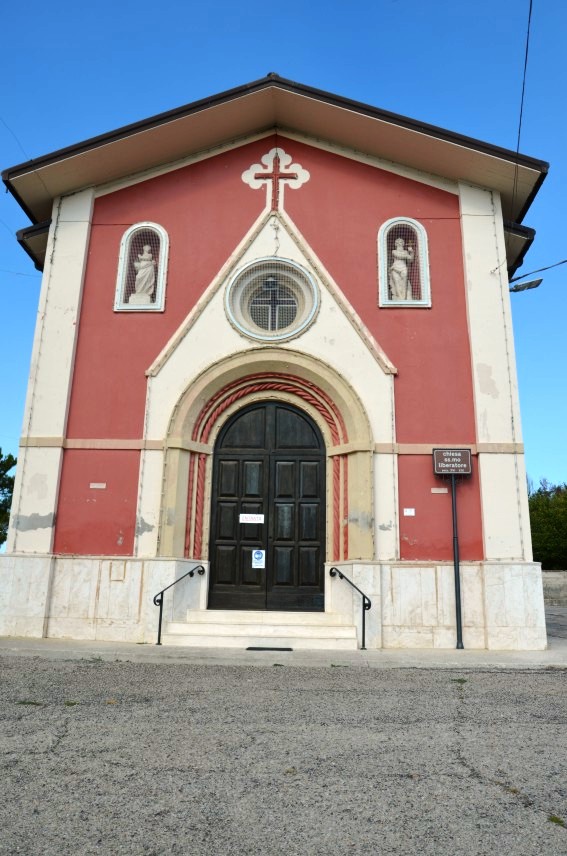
[185,609,352,626]
[167,621,356,639]
[161,632,358,651]
[161,610,359,650]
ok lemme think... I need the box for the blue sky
[1,0,565,485]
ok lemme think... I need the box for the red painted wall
[283,139,475,444]
[281,140,481,559]
[53,451,140,555]
[66,143,266,440]
[55,134,482,559]
[397,456,483,560]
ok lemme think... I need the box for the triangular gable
[146,208,397,381]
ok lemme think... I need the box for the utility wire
[0,114,53,204]
[510,0,534,220]
[0,115,31,161]
[0,268,41,279]
[510,258,567,283]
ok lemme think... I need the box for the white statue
[388,237,415,300]
[129,245,156,305]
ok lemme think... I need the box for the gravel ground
[1,657,566,856]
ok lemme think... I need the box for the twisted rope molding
[184,452,196,558]
[192,372,347,445]
[342,454,349,559]
[193,454,208,558]
[186,373,349,562]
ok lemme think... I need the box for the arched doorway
[208,401,326,611]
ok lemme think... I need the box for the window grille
[378,218,430,307]
[115,222,169,311]
[225,258,318,342]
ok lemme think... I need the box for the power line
[511,0,534,220]
[0,115,53,203]
[0,115,32,162]
[510,258,567,283]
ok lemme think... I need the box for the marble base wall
[327,561,547,650]
[0,555,547,650]
[0,555,209,643]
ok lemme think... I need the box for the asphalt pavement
[0,610,566,856]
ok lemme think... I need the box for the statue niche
[129,242,157,305]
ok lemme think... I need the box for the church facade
[0,76,548,649]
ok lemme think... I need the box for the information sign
[432,449,472,476]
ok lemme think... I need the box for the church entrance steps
[161,610,358,650]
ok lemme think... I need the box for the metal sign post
[433,449,472,650]
[450,473,464,649]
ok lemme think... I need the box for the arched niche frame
[114,221,169,311]
[378,217,431,307]
[158,350,376,565]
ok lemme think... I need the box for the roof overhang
[504,221,536,279]
[16,221,50,270]
[3,74,548,272]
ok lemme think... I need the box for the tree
[0,450,17,546]
[528,479,567,570]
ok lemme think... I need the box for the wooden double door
[208,402,326,611]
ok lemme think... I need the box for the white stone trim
[6,447,63,553]
[143,219,396,444]
[8,189,94,553]
[114,222,169,311]
[241,147,310,211]
[224,256,319,342]
[459,183,530,561]
[459,184,522,443]
[374,453,399,561]
[478,453,532,560]
[134,449,164,557]
[378,217,431,307]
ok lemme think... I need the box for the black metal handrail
[153,565,205,645]
[329,567,372,650]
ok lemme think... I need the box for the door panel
[208,403,325,611]
[218,460,238,495]
[300,461,319,497]
[300,504,318,540]
[243,461,263,496]
[299,547,319,585]
[274,504,294,540]
[215,546,237,584]
[217,503,237,540]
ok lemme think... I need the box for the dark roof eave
[2,73,549,224]
[516,170,547,224]
[504,220,535,279]
[6,179,40,225]
[16,220,50,271]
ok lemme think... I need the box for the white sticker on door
[239,513,265,524]
[252,550,266,569]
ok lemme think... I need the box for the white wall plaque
[89,483,107,490]
[252,550,266,569]
[239,513,265,524]
[403,508,416,516]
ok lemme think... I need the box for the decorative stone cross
[242,147,310,211]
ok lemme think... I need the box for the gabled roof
[3,74,548,272]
